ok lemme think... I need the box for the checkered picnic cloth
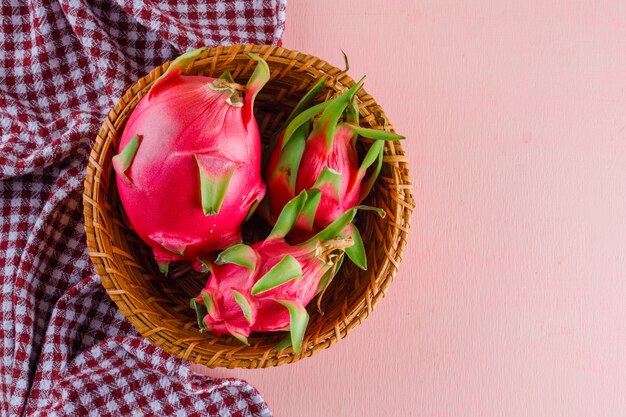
[0,1,285,415]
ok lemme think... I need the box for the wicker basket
[83,44,414,368]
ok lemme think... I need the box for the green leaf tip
[229,329,249,346]
[190,298,208,331]
[359,141,385,176]
[276,300,309,354]
[196,257,211,273]
[150,47,205,99]
[343,123,405,141]
[195,153,240,216]
[302,205,385,245]
[274,121,310,193]
[281,100,330,150]
[283,77,328,128]
[232,290,254,324]
[268,190,308,239]
[244,52,270,106]
[200,291,217,319]
[157,262,169,276]
[165,47,205,75]
[313,166,342,198]
[314,77,365,147]
[357,141,385,203]
[112,135,140,177]
[244,198,261,221]
[251,255,303,295]
[215,243,257,271]
[299,189,322,231]
[345,99,360,124]
[273,335,293,351]
[343,224,367,270]
[161,243,186,256]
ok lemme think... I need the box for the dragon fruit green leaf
[342,123,405,141]
[149,47,205,99]
[343,223,367,270]
[227,325,249,345]
[195,153,241,216]
[312,166,342,198]
[215,243,258,271]
[313,77,364,147]
[190,298,208,331]
[281,100,330,150]
[358,140,385,176]
[161,243,186,256]
[157,262,169,276]
[264,75,325,168]
[276,299,309,354]
[283,77,327,127]
[302,205,383,245]
[112,134,140,177]
[277,121,310,192]
[251,255,303,295]
[358,143,385,203]
[196,257,211,273]
[244,52,270,111]
[273,335,293,351]
[268,190,308,239]
[299,189,322,231]
[244,198,262,221]
[200,291,217,319]
[345,98,360,125]
[232,290,254,324]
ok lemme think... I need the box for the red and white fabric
[0,1,285,415]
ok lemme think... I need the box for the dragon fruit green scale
[113,48,269,273]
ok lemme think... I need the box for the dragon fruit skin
[113,48,269,273]
[190,191,373,353]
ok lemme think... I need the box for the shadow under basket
[83,44,414,369]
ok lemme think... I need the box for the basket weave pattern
[83,44,414,368]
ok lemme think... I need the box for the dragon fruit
[190,191,383,353]
[113,48,269,274]
[262,77,404,269]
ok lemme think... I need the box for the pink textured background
[194,1,626,416]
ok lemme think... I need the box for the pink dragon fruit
[113,48,269,274]
[190,191,382,353]
[262,78,403,269]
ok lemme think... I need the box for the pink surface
[194,1,626,416]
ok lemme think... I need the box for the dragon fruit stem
[207,78,245,107]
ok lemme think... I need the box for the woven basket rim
[83,44,415,368]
